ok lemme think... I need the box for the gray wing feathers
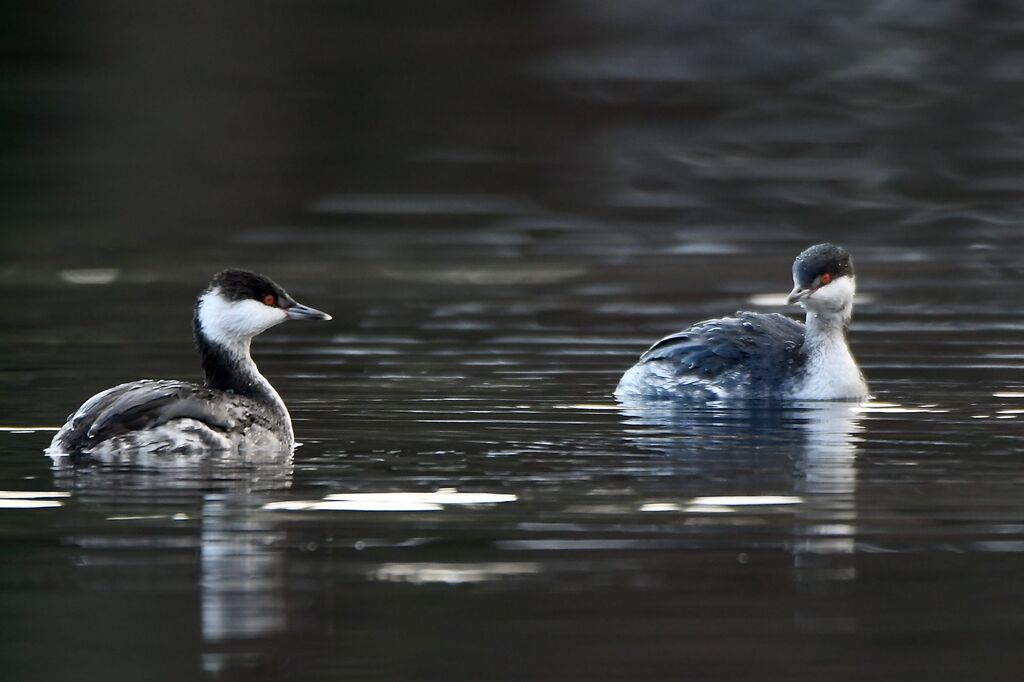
[636,312,804,384]
[62,380,258,447]
[86,381,247,439]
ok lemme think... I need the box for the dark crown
[207,269,292,304]
[792,243,853,288]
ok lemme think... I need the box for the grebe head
[196,269,331,346]
[785,243,856,319]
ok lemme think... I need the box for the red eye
[263,294,276,306]
[820,273,832,285]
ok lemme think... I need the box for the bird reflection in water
[618,398,865,632]
[49,449,295,674]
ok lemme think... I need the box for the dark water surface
[4,2,1024,681]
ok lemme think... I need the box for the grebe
[49,269,331,457]
[615,243,868,401]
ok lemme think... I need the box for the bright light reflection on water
[0,499,64,509]
[263,489,518,513]
[852,402,950,414]
[369,562,542,585]
[0,491,69,509]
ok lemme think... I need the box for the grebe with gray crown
[616,243,869,401]
[49,269,331,457]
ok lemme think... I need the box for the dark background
[5,1,1024,263]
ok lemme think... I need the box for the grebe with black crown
[49,269,331,457]
[615,243,869,401]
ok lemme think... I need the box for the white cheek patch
[806,276,856,313]
[198,290,288,345]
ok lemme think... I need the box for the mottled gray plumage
[52,379,280,454]
[621,312,805,399]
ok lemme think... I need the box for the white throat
[800,275,855,330]
[794,276,867,400]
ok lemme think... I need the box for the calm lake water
[3,2,1024,681]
